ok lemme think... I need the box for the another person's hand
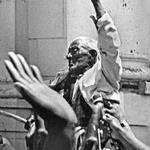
[103,103,125,123]
[103,104,135,140]
[103,113,135,150]
[103,104,150,150]
[4,52,77,124]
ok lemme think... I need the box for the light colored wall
[15,0,29,60]
[28,0,67,78]
[0,0,15,81]
[66,0,97,45]
[123,92,150,145]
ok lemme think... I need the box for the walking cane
[0,110,27,124]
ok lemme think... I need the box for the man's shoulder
[50,69,69,88]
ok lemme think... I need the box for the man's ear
[88,49,97,67]
[89,49,97,58]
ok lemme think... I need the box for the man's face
[66,46,91,76]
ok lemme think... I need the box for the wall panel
[29,38,67,77]
[28,0,65,39]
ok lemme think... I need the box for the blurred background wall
[0,0,150,149]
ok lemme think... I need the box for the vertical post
[15,0,29,62]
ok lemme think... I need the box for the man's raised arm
[91,0,122,90]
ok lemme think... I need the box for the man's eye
[69,47,79,54]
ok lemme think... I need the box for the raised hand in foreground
[4,52,77,124]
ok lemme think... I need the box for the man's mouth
[69,63,74,68]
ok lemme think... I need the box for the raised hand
[91,0,106,19]
[4,52,77,124]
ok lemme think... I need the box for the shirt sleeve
[96,12,122,90]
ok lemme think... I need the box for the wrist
[120,119,128,128]
[118,122,137,144]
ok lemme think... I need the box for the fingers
[4,60,16,82]
[30,65,43,83]
[104,103,125,123]
[26,122,36,139]
[103,102,117,116]
[103,113,121,131]
[17,54,37,81]
[8,52,33,83]
[103,107,115,116]
[4,60,27,85]
[103,103,119,115]
[5,52,41,84]
[103,113,114,123]
[36,115,48,135]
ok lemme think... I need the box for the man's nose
[66,53,72,59]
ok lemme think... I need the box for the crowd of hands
[4,52,150,150]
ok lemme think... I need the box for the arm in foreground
[4,52,77,124]
[103,105,150,150]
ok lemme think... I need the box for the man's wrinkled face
[66,46,91,76]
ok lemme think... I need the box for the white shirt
[75,12,122,102]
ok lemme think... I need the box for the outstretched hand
[4,52,77,124]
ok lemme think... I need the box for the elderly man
[51,0,121,103]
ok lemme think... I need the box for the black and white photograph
[0,0,150,150]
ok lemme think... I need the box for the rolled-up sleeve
[96,12,122,90]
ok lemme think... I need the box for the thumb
[14,82,30,98]
[14,82,24,92]
[15,82,26,92]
